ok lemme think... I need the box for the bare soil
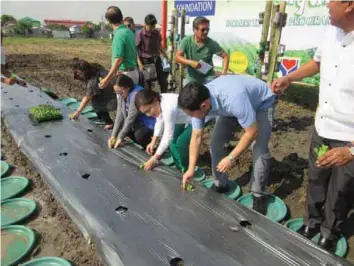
[2,38,353,264]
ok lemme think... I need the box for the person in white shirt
[135,90,191,171]
[271,0,354,253]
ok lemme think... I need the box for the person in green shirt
[176,16,229,86]
[99,6,139,89]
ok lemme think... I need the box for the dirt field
[2,37,353,264]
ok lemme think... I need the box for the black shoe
[318,234,337,253]
[210,184,229,194]
[252,194,268,215]
[296,225,320,239]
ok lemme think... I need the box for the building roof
[44,19,88,27]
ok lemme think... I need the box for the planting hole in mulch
[44,135,51,138]
[9,98,13,100]
[87,129,93,132]
[170,257,184,266]
[81,174,90,180]
[239,220,252,228]
[115,206,128,215]
[15,105,20,107]
[59,152,68,156]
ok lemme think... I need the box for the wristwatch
[348,143,354,157]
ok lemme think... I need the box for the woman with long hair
[71,58,117,129]
[108,74,156,149]
[135,90,191,171]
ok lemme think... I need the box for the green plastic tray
[67,102,81,110]
[237,193,287,222]
[1,176,30,201]
[1,198,37,226]
[58,98,77,106]
[83,112,98,119]
[22,257,72,266]
[81,106,94,114]
[284,218,348,257]
[201,179,241,200]
[193,167,206,182]
[1,225,36,266]
[1,161,10,178]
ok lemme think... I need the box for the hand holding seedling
[143,157,158,170]
[182,168,194,189]
[69,111,80,120]
[316,146,353,168]
[108,136,116,148]
[114,138,122,149]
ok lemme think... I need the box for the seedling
[314,144,329,159]
[68,113,75,120]
[110,138,116,146]
[185,183,195,191]
[139,163,145,169]
[29,104,63,123]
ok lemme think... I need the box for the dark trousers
[305,128,354,240]
[127,126,153,149]
[141,57,168,93]
[96,111,113,125]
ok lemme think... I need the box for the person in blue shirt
[108,74,155,149]
[178,75,276,215]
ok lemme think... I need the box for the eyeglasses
[199,27,210,33]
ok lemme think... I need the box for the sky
[1,1,162,24]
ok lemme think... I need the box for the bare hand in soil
[113,138,122,149]
[143,157,157,170]
[108,136,116,148]
[70,111,80,120]
[182,168,194,189]
[271,76,290,95]
[216,157,233,173]
[316,147,353,168]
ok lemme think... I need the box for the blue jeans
[210,107,274,194]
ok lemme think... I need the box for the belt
[122,67,137,72]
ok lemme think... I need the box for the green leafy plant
[185,183,195,191]
[139,163,145,169]
[29,104,63,123]
[314,144,329,159]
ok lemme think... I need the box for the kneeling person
[108,74,156,149]
[71,58,117,129]
[179,75,276,215]
[135,90,191,171]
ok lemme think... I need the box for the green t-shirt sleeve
[178,36,188,53]
[112,34,125,59]
[211,39,223,56]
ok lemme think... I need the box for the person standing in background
[99,6,139,88]
[176,16,229,86]
[136,14,169,92]
[271,0,354,253]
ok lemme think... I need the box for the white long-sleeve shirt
[313,26,354,142]
[154,93,191,156]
